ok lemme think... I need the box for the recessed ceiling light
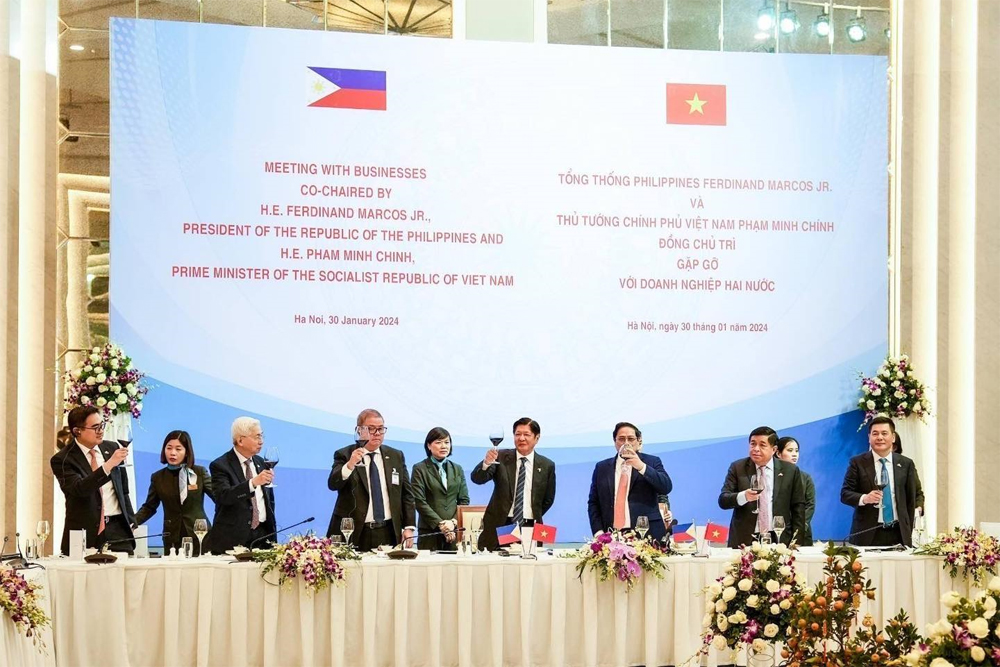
[69,44,85,51]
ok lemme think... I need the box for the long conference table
[3,548,974,667]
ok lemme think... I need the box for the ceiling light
[846,10,867,43]
[757,2,776,32]
[813,10,831,38]
[69,44,85,52]
[754,31,770,41]
[779,4,799,34]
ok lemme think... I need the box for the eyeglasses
[81,422,106,433]
[615,436,638,444]
[362,426,388,435]
[242,432,264,441]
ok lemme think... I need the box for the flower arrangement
[253,533,360,593]
[63,343,149,418]
[914,527,1000,587]
[857,354,931,426]
[568,531,671,592]
[902,577,1000,666]
[0,565,50,651]
[781,543,920,665]
[693,541,801,659]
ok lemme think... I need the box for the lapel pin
[778,472,784,477]
[537,467,542,472]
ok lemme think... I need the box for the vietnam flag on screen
[532,523,557,544]
[308,67,387,110]
[705,522,730,543]
[497,524,521,545]
[666,83,726,126]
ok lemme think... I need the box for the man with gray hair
[209,416,276,552]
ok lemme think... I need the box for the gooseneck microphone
[249,517,316,549]
[100,531,171,553]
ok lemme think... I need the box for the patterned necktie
[244,460,260,529]
[880,458,894,523]
[512,457,527,522]
[89,448,106,535]
[613,464,629,529]
[757,466,771,535]
[368,453,385,523]
[179,466,189,505]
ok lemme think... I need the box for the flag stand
[520,525,537,559]
[694,519,711,558]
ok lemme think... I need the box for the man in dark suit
[327,409,416,550]
[718,426,806,548]
[50,406,135,554]
[209,417,276,552]
[587,422,673,540]
[840,416,919,547]
[471,417,556,551]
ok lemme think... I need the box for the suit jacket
[840,451,918,547]
[587,452,673,540]
[209,450,276,553]
[411,458,470,550]
[327,443,416,544]
[50,440,136,555]
[801,471,816,546]
[470,449,556,551]
[134,465,215,555]
[718,457,806,548]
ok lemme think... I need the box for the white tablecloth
[34,550,969,667]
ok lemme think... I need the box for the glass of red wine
[488,425,503,465]
[117,419,133,466]
[262,446,279,488]
[750,474,763,515]
[875,467,889,516]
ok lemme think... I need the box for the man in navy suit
[587,422,673,540]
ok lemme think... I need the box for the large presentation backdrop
[110,18,888,542]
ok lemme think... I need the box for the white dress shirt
[341,447,393,524]
[234,448,267,523]
[508,451,536,521]
[78,442,124,517]
[861,450,899,523]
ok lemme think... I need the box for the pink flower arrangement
[915,526,1000,586]
[571,531,671,592]
[0,566,50,651]
[256,533,359,593]
[62,343,149,418]
[857,354,931,427]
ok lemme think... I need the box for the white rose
[722,587,737,601]
[867,400,876,410]
[774,543,789,555]
[96,373,107,384]
[112,385,121,394]
[872,388,882,396]
[110,359,120,369]
[892,380,900,387]
[751,638,767,653]
[127,384,137,397]
[98,384,108,393]
[770,604,780,615]
[970,646,985,663]
[780,599,792,610]
[988,576,1000,592]
[753,559,771,571]
[723,575,735,586]
[84,364,93,372]
[765,580,780,593]
[110,371,117,379]
[763,623,779,638]
[930,659,954,667]
[702,613,713,628]
[738,578,753,592]
[941,591,962,609]
[712,635,728,651]
[746,595,759,608]
[895,391,906,399]
[705,600,716,613]
[899,402,908,410]
[96,397,107,407]
[86,377,96,386]
[903,648,924,667]
[984,596,996,620]
[80,396,90,405]
[716,614,728,631]
[116,394,128,405]
[967,616,989,639]
[94,366,104,375]
[716,600,727,612]
[779,565,792,578]
[89,353,100,362]
[925,619,951,639]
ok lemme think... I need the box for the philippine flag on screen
[308,66,387,110]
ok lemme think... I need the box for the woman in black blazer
[777,436,815,545]
[410,427,470,551]
[134,431,215,555]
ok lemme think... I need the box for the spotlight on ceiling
[846,10,867,43]
[757,1,776,33]
[813,9,831,38]
[779,4,799,35]
[69,44,85,52]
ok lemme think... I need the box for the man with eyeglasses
[50,405,136,555]
[718,426,806,548]
[209,416,277,553]
[586,422,673,541]
[328,409,416,550]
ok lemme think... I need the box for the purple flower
[590,542,603,553]
[597,532,613,544]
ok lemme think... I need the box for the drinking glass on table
[341,518,355,548]
[181,537,194,558]
[193,519,209,556]
[772,516,786,544]
[36,520,50,557]
[635,515,650,540]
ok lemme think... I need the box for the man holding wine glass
[840,416,920,547]
[586,422,673,541]
[327,409,416,550]
[209,417,276,553]
[718,426,806,548]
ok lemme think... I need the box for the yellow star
[313,80,326,93]
[686,93,707,115]
[711,530,720,537]
[540,530,548,538]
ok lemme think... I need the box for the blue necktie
[879,458,894,523]
[512,457,527,522]
[368,453,385,522]
[438,462,448,490]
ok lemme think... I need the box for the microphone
[842,521,902,546]
[249,516,315,549]
[393,529,445,549]
[100,531,171,553]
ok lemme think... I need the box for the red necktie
[89,449,105,535]
[613,466,629,529]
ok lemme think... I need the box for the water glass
[24,539,37,559]
[181,537,194,558]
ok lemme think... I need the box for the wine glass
[488,425,503,465]
[341,518,355,548]
[750,474,762,514]
[772,516,786,544]
[117,419,133,466]
[635,515,650,540]
[356,425,371,448]
[875,467,889,517]
[262,446,279,488]
[193,519,208,556]
[35,520,50,557]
